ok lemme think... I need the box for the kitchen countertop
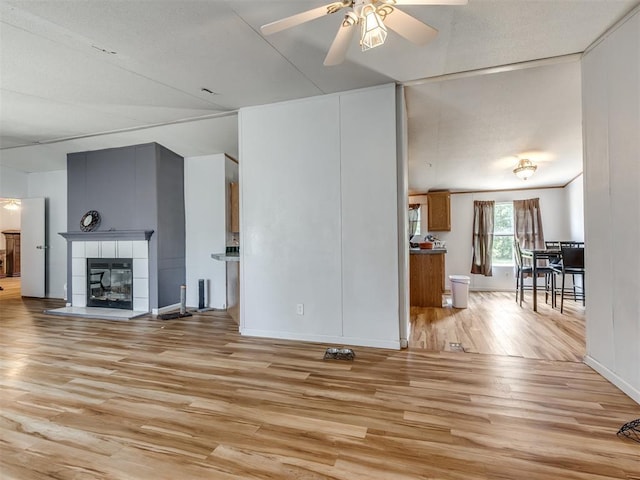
[211,253,240,262]
[410,248,447,254]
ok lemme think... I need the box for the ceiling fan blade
[391,0,467,5]
[383,7,438,45]
[324,22,357,66]
[261,2,348,36]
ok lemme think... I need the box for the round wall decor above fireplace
[80,210,101,232]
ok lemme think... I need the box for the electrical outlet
[296,303,304,315]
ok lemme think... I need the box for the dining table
[520,247,561,312]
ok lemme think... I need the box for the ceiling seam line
[400,53,583,87]
[225,2,326,94]
[0,15,230,110]
[0,110,239,151]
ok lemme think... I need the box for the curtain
[471,200,494,276]
[408,204,420,238]
[514,198,545,250]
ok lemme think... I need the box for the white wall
[0,165,28,255]
[28,170,67,299]
[582,7,639,404]
[0,165,28,198]
[434,187,572,291]
[340,87,400,343]
[184,154,230,309]
[565,174,585,242]
[239,84,400,349]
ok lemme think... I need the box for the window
[493,202,514,265]
[409,205,421,238]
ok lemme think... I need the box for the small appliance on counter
[410,234,445,249]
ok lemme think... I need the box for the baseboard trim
[152,303,181,316]
[584,355,640,405]
[240,328,401,350]
[463,287,515,293]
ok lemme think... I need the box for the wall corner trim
[584,355,640,406]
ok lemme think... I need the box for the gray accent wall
[65,142,185,310]
[155,144,185,307]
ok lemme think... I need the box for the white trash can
[449,275,471,308]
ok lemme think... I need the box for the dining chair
[558,241,584,300]
[550,246,585,313]
[545,240,561,254]
[544,241,562,305]
[514,240,554,307]
[514,239,527,304]
[560,241,584,248]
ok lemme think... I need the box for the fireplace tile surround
[70,239,149,312]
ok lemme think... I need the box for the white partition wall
[340,87,400,342]
[184,154,231,309]
[239,84,401,349]
[582,6,640,404]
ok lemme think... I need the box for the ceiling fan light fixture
[360,5,387,51]
[513,158,537,180]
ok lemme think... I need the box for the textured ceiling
[0,0,637,191]
[406,58,584,192]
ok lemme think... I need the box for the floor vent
[324,347,355,360]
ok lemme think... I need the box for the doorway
[0,198,22,292]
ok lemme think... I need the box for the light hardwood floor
[0,276,20,297]
[1,281,639,479]
[410,290,586,362]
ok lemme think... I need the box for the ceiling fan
[261,0,468,66]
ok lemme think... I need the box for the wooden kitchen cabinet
[230,182,239,233]
[410,251,445,307]
[427,191,451,231]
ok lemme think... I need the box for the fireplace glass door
[87,258,133,309]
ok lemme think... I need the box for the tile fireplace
[61,231,153,312]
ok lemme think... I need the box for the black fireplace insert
[87,258,133,309]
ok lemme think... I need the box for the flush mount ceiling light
[1,199,21,210]
[513,158,537,180]
[260,0,468,66]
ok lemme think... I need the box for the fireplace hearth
[87,258,133,310]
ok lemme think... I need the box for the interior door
[20,197,46,297]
